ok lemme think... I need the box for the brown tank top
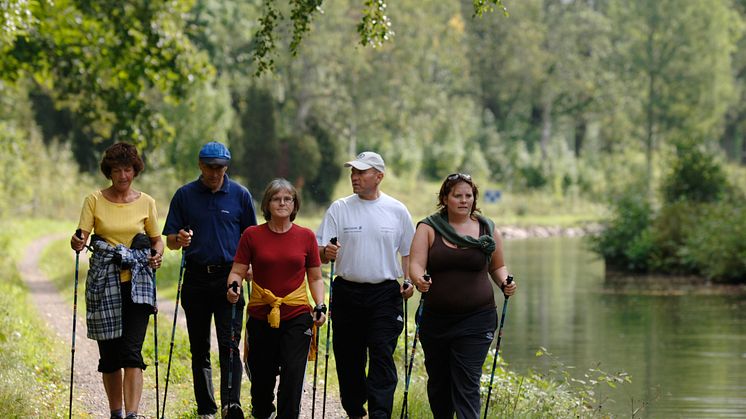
[425,225,495,314]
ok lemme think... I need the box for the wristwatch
[314,303,327,315]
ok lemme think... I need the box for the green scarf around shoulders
[420,211,497,258]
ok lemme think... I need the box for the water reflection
[501,237,746,418]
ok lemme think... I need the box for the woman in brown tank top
[409,173,517,419]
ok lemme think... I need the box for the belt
[186,261,233,274]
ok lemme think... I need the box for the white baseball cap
[344,151,385,173]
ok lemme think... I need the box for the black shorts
[97,281,152,373]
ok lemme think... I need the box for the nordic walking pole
[162,225,189,419]
[482,275,514,419]
[400,274,430,419]
[228,281,239,391]
[321,237,337,418]
[401,280,412,384]
[311,302,327,419]
[150,248,161,419]
[68,228,83,419]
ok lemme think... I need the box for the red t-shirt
[234,223,321,321]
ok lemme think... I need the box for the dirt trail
[20,236,346,418]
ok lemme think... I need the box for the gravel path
[19,235,347,419]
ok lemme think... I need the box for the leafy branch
[252,0,509,76]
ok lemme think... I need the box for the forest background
[2,0,746,281]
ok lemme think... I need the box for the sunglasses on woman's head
[447,173,472,182]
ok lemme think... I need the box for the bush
[590,187,653,272]
[647,202,703,273]
[661,140,729,204]
[685,200,746,282]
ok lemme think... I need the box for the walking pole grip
[74,229,82,252]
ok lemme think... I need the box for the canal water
[499,236,746,418]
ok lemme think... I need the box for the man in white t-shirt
[317,151,415,419]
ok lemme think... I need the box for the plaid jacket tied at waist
[85,239,154,340]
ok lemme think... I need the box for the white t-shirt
[317,192,415,284]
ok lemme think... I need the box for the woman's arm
[409,223,434,292]
[488,226,516,296]
[226,262,250,303]
[307,266,326,326]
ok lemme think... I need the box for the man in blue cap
[163,141,257,418]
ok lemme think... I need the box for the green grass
[0,220,71,418]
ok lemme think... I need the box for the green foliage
[0,86,96,219]
[661,140,729,204]
[590,184,653,272]
[593,147,746,281]
[232,85,279,197]
[160,78,235,181]
[304,118,343,204]
[685,200,746,282]
[357,0,394,48]
[250,0,508,75]
[647,202,702,273]
[607,0,742,183]
[1,0,210,154]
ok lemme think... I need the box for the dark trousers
[181,269,245,415]
[420,308,497,419]
[97,281,152,372]
[331,278,404,419]
[246,315,313,419]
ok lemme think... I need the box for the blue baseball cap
[199,141,231,166]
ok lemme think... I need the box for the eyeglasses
[446,173,472,182]
[271,196,295,204]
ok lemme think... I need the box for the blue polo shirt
[163,175,257,265]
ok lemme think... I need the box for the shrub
[590,186,653,272]
[661,140,729,204]
[647,202,703,273]
[685,200,746,282]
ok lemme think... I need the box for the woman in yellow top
[70,142,164,419]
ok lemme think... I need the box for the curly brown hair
[100,142,144,179]
[436,173,481,216]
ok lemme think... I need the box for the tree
[1,0,210,163]
[607,0,741,188]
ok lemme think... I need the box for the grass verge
[0,219,72,418]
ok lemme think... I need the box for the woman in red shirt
[227,178,326,419]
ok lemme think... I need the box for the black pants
[246,315,313,419]
[420,308,497,419]
[97,281,152,373]
[331,278,404,419]
[181,269,245,415]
